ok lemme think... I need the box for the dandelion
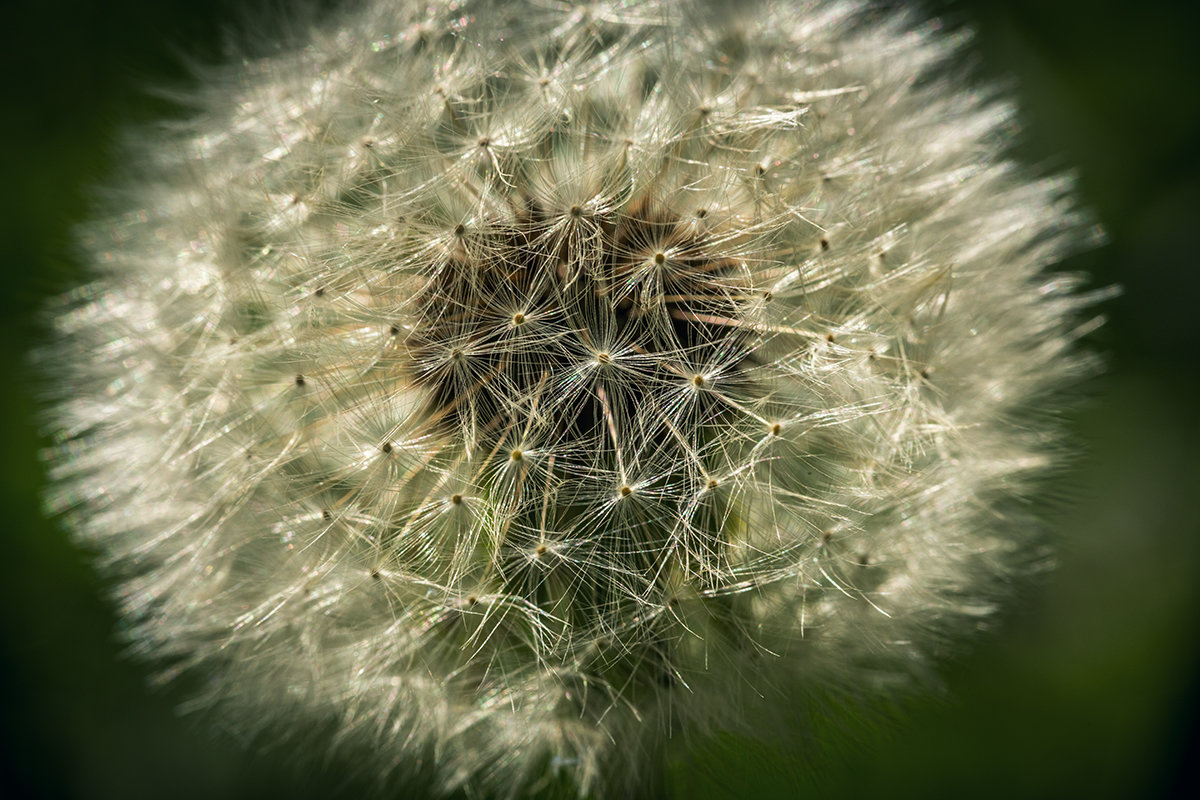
[43,0,1103,796]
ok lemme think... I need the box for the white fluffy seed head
[42,1,1103,796]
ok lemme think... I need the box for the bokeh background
[2,1,1197,797]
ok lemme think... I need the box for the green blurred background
[2,1,1197,797]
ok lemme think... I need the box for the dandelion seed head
[42,0,1102,796]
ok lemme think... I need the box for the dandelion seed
[42,0,1103,797]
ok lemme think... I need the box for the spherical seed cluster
[44,0,1100,796]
